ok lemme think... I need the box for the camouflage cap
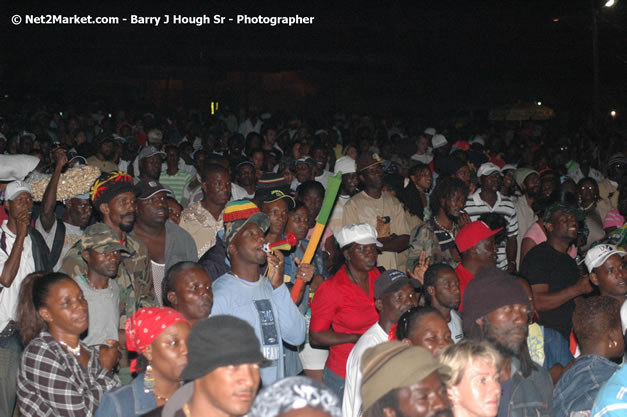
[80,223,131,254]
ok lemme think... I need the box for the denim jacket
[553,355,618,417]
[502,358,554,417]
[95,372,158,417]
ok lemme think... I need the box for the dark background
[1,1,625,125]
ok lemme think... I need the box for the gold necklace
[182,403,192,417]
[154,393,170,404]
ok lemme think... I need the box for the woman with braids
[95,307,191,417]
[16,272,120,417]
[395,306,453,357]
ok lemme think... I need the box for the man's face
[455,166,471,186]
[523,173,540,197]
[417,136,428,153]
[295,162,313,183]
[194,153,207,172]
[450,359,501,417]
[67,198,93,228]
[479,172,502,193]
[360,163,384,191]
[341,172,359,196]
[230,223,267,265]
[166,148,179,168]
[407,313,453,358]
[394,372,453,417]
[202,171,232,207]
[591,254,627,297]
[83,249,121,278]
[312,148,327,176]
[141,154,162,180]
[137,191,169,226]
[430,268,460,310]
[302,189,323,226]
[196,363,260,417]
[100,141,115,160]
[237,165,256,187]
[251,152,264,171]
[442,190,466,221]
[378,283,420,325]
[103,191,137,233]
[264,129,277,146]
[263,199,289,236]
[546,210,578,241]
[7,192,33,220]
[481,303,529,356]
[472,237,497,265]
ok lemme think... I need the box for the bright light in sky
[604,0,616,8]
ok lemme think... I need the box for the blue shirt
[554,355,619,417]
[95,372,157,417]
[211,273,306,385]
[591,364,627,417]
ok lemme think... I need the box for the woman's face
[286,206,310,241]
[455,165,471,186]
[346,145,358,161]
[450,359,501,417]
[406,313,453,357]
[578,179,597,203]
[263,199,289,236]
[39,279,89,337]
[146,321,191,383]
[282,167,296,186]
[414,167,433,191]
[170,268,213,323]
[345,243,378,272]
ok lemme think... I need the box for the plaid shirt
[17,331,120,417]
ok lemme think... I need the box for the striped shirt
[159,169,193,203]
[464,189,518,270]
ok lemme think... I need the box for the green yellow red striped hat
[223,199,261,223]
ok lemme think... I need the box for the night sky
[1,1,625,119]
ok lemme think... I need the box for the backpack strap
[49,220,66,267]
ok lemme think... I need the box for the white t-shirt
[449,310,464,343]
[410,152,433,164]
[343,322,388,417]
[231,182,255,201]
[0,221,36,331]
[315,170,332,190]
[35,217,83,272]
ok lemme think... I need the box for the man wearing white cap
[586,244,627,303]
[36,149,93,271]
[464,162,519,272]
[328,156,359,235]
[0,180,51,417]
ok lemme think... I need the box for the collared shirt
[455,263,474,312]
[17,331,120,417]
[35,217,83,272]
[0,220,35,331]
[179,201,224,258]
[343,191,410,271]
[343,322,388,417]
[465,189,519,270]
[309,265,381,378]
[61,223,155,329]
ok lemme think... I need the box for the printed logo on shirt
[254,299,280,361]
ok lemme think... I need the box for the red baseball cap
[455,221,503,253]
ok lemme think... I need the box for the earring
[144,363,155,393]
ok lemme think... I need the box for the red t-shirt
[309,265,380,378]
[455,263,475,312]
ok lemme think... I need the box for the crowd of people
[0,104,625,417]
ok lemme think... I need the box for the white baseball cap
[585,244,626,272]
[477,162,502,177]
[5,180,32,201]
[432,134,448,149]
[470,135,485,146]
[334,156,356,175]
[423,127,436,136]
[336,223,383,249]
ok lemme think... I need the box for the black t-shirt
[520,242,579,339]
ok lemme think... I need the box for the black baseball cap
[374,269,421,299]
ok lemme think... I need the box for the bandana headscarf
[249,376,342,417]
[125,307,190,371]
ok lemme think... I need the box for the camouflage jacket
[61,223,155,328]
[406,219,461,271]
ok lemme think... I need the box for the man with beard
[407,177,469,271]
[513,168,540,267]
[360,341,453,417]
[136,145,165,183]
[520,203,593,339]
[231,161,256,201]
[37,148,93,271]
[62,171,155,334]
[464,162,519,272]
[329,156,359,235]
[343,269,421,417]
[423,263,463,343]
[211,207,306,385]
[133,180,198,305]
[344,152,410,271]
[87,136,118,173]
[463,267,554,417]
[180,163,232,257]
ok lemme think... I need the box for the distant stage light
[604,0,615,8]
[610,110,617,118]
